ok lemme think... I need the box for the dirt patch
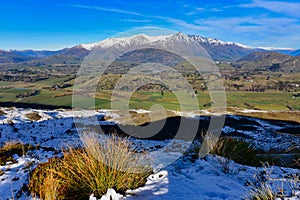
[115,110,178,126]
[227,108,300,124]
[25,112,42,121]
[0,110,6,116]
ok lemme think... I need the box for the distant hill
[26,47,90,66]
[0,47,89,67]
[291,49,300,56]
[10,50,62,58]
[232,52,300,73]
[274,49,296,56]
[0,50,33,63]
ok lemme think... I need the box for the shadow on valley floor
[88,114,300,141]
[0,101,71,110]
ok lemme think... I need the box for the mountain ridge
[0,32,299,65]
[232,51,300,73]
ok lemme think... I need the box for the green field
[1,79,299,111]
[0,70,300,111]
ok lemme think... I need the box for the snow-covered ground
[0,107,299,199]
[125,156,300,200]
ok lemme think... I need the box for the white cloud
[71,5,143,16]
[120,19,151,23]
[241,0,300,17]
[193,16,300,48]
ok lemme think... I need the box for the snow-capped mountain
[78,32,265,61]
[79,32,249,50]
[0,32,298,65]
[189,34,251,48]
[79,34,174,50]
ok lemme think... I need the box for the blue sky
[0,0,300,50]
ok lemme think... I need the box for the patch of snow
[0,156,37,199]
[239,109,267,113]
[222,126,235,134]
[257,47,295,51]
[100,189,123,200]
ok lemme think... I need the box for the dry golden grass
[29,133,152,199]
[226,107,300,123]
[29,157,64,199]
[53,92,72,98]
[37,167,62,200]
[0,142,33,165]
[250,182,276,200]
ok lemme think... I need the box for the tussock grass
[0,142,33,165]
[248,163,300,200]
[29,133,152,199]
[210,137,260,166]
[29,157,62,199]
[250,182,276,200]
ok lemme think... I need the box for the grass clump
[25,112,42,121]
[248,162,300,200]
[29,133,152,199]
[211,137,260,166]
[0,142,34,165]
[250,182,276,200]
[28,157,62,199]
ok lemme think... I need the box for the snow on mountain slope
[190,34,251,48]
[79,32,253,51]
[78,33,262,61]
[79,34,174,50]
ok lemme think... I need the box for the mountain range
[0,32,299,70]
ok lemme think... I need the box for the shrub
[29,133,152,199]
[25,112,42,121]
